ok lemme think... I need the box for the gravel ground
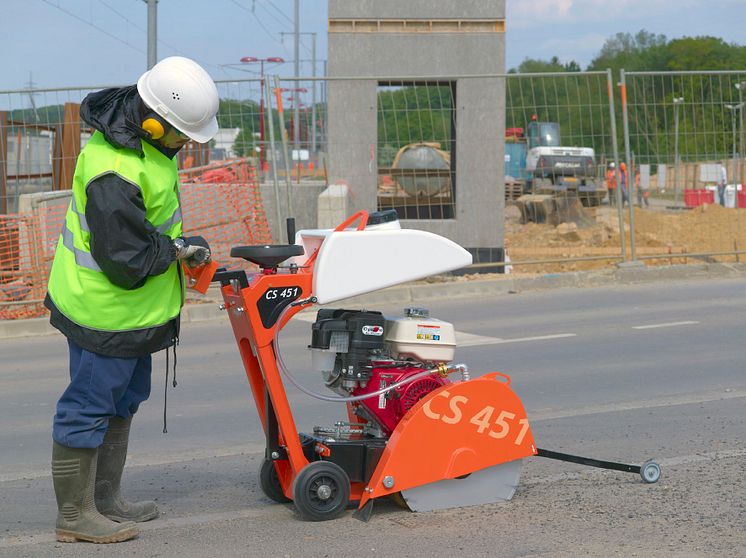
[3,447,744,557]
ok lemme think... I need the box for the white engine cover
[309,229,472,304]
[385,315,456,362]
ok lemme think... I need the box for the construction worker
[44,57,219,543]
[718,161,727,206]
[606,162,617,206]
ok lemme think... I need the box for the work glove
[173,236,211,267]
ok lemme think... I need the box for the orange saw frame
[184,211,537,517]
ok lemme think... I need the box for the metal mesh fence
[502,71,627,271]
[0,81,272,319]
[4,70,746,319]
[376,81,456,219]
[623,71,746,263]
[625,71,746,199]
[506,72,617,173]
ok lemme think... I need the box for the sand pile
[504,203,746,273]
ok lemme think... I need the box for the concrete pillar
[327,0,506,266]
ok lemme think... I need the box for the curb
[2,262,745,340]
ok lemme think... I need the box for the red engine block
[351,364,450,436]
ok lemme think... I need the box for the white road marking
[632,320,699,330]
[289,326,575,346]
[455,332,503,346]
[457,332,577,346]
[529,388,746,422]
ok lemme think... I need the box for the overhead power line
[264,0,293,25]
[39,0,145,54]
[100,0,145,32]
[230,0,289,54]
[98,0,221,71]
[257,2,290,28]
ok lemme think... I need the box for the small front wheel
[292,461,350,521]
[640,460,661,484]
[259,458,291,503]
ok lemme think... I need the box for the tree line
[509,32,746,164]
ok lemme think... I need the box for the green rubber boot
[52,441,138,543]
[95,416,159,523]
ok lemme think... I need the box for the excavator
[509,118,606,224]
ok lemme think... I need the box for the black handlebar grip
[286,218,296,245]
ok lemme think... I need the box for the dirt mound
[504,203,746,273]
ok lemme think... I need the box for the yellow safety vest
[47,131,183,332]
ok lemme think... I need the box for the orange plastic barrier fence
[179,159,272,269]
[0,159,269,320]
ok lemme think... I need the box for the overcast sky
[1,0,744,93]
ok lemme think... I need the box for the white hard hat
[137,56,219,143]
[609,162,616,168]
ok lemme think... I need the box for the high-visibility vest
[47,131,183,332]
[606,169,617,189]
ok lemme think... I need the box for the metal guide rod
[537,448,639,474]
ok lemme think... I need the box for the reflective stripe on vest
[69,195,181,237]
[70,196,90,233]
[156,207,182,234]
[61,221,101,272]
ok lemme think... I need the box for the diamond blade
[399,458,522,512]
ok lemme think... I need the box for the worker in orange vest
[606,162,617,206]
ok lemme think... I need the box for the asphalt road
[1,277,745,557]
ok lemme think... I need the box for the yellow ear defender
[142,117,165,140]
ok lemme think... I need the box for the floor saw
[185,209,660,521]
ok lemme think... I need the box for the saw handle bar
[333,210,369,231]
[536,448,661,484]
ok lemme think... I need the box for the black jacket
[45,86,183,358]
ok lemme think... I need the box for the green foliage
[587,30,669,73]
[8,104,66,127]
[506,73,613,161]
[666,37,745,71]
[586,31,746,73]
[376,84,454,166]
[510,56,582,74]
[510,32,746,165]
[217,99,260,156]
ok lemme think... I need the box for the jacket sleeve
[85,173,177,290]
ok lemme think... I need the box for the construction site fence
[0,159,271,320]
[4,71,746,318]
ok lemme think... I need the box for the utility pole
[322,60,327,106]
[293,0,300,157]
[240,56,285,165]
[311,33,316,153]
[146,0,157,69]
[736,81,746,184]
[26,73,39,123]
[619,70,638,263]
[725,102,744,203]
[280,31,317,152]
[672,97,684,207]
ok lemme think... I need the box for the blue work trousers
[53,339,152,448]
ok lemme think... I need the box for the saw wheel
[397,459,523,512]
